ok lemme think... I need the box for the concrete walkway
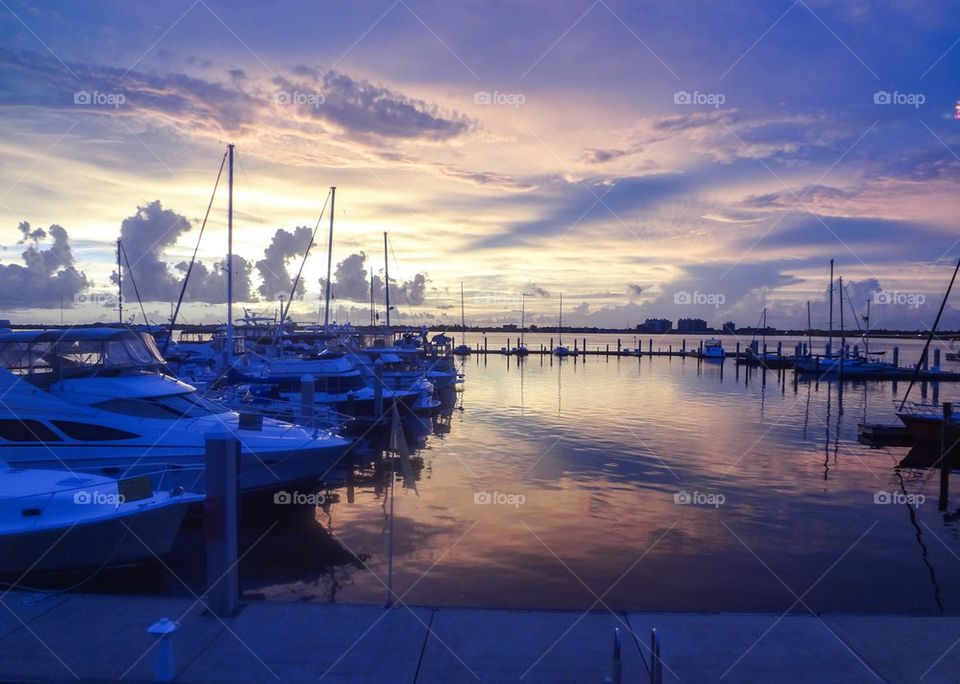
[1,590,958,682]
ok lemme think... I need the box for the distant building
[722,321,736,334]
[637,318,672,334]
[502,323,518,331]
[676,318,708,333]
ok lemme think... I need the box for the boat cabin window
[95,392,230,419]
[51,420,140,441]
[0,332,165,376]
[0,419,61,442]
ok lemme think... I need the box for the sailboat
[553,293,576,357]
[453,282,471,356]
[504,294,530,356]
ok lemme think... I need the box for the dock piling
[300,374,315,428]
[651,628,663,684]
[610,627,622,684]
[940,402,953,511]
[204,433,239,618]
[147,618,179,682]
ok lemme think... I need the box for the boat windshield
[0,331,166,376]
[95,391,231,419]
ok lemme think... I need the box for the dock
[2,590,959,682]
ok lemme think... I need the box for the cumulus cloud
[114,201,253,303]
[0,222,89,308]
[256,226,313,300]
[320,252,428,306]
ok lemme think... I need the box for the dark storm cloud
[256,226,313,300]
[0,222,89,308]
[627,284,644,298]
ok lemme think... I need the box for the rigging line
[898,256,960,412]
[387,235,415,317]
[282,189,332,322]
[163,151,227,354]
[119,241,150,326]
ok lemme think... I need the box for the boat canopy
[0,328,166,376]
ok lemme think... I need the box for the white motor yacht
[0,328,352,493]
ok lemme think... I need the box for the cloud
[115,201,253,303]
[320,252,429,306]
[581,148,630,164]
[524,283,550,298]
[627,284,644,298]
[256,226,313,300]
[0,222,90,308]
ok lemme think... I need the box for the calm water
[240,333,960,614]
[65,333,960,613]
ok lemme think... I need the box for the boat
[896,403,960,443]
[701,338,724,360]
[505,294,530,356]
[0,464,201,575]
[0,327,352,493]
[553,293,577,357]
[453,282,471,356]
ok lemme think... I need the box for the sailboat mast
[558,293,563,346]
[383,232,391,328]
[116,238,123,324]
[226,143,235,358]
[864,298,870,356]
[460,281,466,347]
[520,293,525,344]
[323,186,336,331]
[827,258,834,356]
[806,300,812,352]
[839,276,845,356]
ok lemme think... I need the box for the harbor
[4,2,960,681]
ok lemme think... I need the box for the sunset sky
[1,1,959,330]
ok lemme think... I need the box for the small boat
[701,338,725,360]
[507,293,530,356]
[553,293,578,358]
[453,282,471,356]
[0,465,201,575]
[896,403,960,443]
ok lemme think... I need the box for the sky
[0,0,959,330]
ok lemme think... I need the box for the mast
[116,238,123,324]
[558,293,563,346]
[827,258,834,356]
[460,281,466,347]
[323,186,336,331]
[806,300,812,353]
[226,143,234,359]
[370,273,375,326]
[864,298,870,356]
[761,307,767,351]
[383,231,391,328]
[520,293,526,345]
[839,276,845,357]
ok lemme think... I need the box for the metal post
[617,338,621,354]
[204,433,239,618]
[893,347,899,368]
[611,627,622,684]
[934,348,941,370]
[651,628,662,684]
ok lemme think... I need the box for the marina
[4,2,960,680]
